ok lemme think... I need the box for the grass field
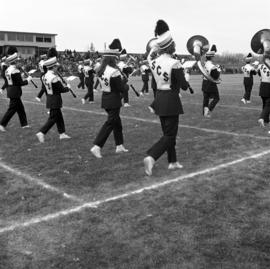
[0,74,270,269]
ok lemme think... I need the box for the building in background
[0,31,57,58]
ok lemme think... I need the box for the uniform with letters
[143,20,188,176]
[90,39,128,158]
[36,57,71,143]
[257,63,270,130]
[241,53,257,104]
[0,52,31,131]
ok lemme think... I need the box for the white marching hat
[206,45,217,57]
[6,53,19,63]
[43,57,58,68]
[154,20,174,50]
[245,53,253,62]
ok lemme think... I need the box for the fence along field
[0,74,270,268]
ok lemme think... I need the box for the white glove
[0,89,3,94]
[67,83,71,89]
[27,76,33,82]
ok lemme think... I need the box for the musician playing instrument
[201,45,221,118]
[143,20,188,176]
[81,59,95,104]
[0,47,32,132]
[117,49,133,107]
[77,61,85,90]
[257,62,270,131]
[35,54,48,102]
[241,53,257,104]
[140,61,150,95]
[90,39,129,158]
[36,50,71,143]
[0,56,8,93]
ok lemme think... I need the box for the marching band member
[181,58,195,94]
[0,56,8,93]
[81,59,95,104]
[201,45,221,118]
[93,57,101,92]
[257,61,270,131]
[117,49,133,107]
[77,61,85,90]
[35,54,48,102]
[140,60,150,95]
[143,20,188,176]
[0,47,32,132]
[241,53,257,104]
[90,38,128,158]
[36,48,71,143]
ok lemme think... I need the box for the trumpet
[186,35,221,84]
[251,29,270,69]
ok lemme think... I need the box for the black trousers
[141,80,149,93]
[260,97,270,123]
[94,108,123,148]
[84,83,94,102]
[147,115,179,163]
[122,84,129,103]
[203,92,220,113]
[1,98,28,127]
[77,74,85,89]
[40,108,65,134]
[243,82,253,101]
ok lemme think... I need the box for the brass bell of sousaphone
[186,35,220,84]
[146,37,158,54]
[251,29,270,69]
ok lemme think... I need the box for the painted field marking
[0,148,270,234]
[22,100,270,140]
[181,101,261,111]
[0,161,82,203]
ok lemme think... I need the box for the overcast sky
[1,0,269,55]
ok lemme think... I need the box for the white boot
[203,107,211,118]
[143,156,155,176]
[116,144,129,153]
[258,118,265,128]
[148,106,155,113]
[81,98,85,105]
[168,162,183,170]
[90,145,102,158]
[59,133,71,140]
[0,125,6,132]
[241,98,247,104]
[36,132,45,143]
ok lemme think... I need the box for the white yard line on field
[0,148,270,234]
[181,101,261,111]
[22,100,270,140]
[0,161,82,203]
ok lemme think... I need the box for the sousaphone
[187,35,220,84]
[251,29,270,69]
